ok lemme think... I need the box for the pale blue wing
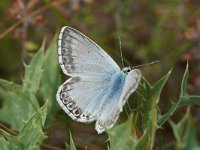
[58,26,120,76]
[56,75,112,123]
[95,69,141,133]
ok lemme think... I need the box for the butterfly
[56,26,141,134]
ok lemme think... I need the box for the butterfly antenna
[132,60,160,69]
[118,36,125,68]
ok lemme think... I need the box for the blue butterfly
[56,26,141,134]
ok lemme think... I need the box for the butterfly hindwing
[56,75,113,123]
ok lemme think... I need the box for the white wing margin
[58,26,120,76]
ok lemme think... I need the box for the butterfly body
[56,26,141,133]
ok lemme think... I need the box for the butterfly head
[122,66,131,74]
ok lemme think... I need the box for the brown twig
[0,123,18,136]
[40,143,65,150]
[0,0,67,40]
[0,123,66,150]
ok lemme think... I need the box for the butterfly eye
[127,69,131,72]
[122,67,131,74]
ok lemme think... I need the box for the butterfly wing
[56,75,112,123]
[57,26,120,123]
[95,69,141,133]
[58,26,120,76]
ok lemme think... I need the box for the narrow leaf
[169,111,189,145]
[40,33,61,122]
[157,103,177,126]
[0,79,39,130]
[152,70,171,103]
[0,137,9,150]
[108,115,136,150]
[0,79,39,107]
[7,101,48,150]
[0,79,21,91]
[69,132,76,150]
[169,109,200,150]
[178,96,200,108]
[138,70,171,150]
[23,42,45,94]
[0,91,36,130]
[180,62,189,97]
[158,64,200,126]
[133,130,150,150]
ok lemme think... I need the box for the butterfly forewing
[58,26,120,76]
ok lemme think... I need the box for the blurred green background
[0,0,200,149]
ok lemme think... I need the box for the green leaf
[0,91,35,130]
[40,33,61,122]
[136,70,171,150]
[23,43,45,94]
[151,70,172,103]
[6,101,48,150]
[157,102,178,127]
[180,62,189,97]
[169,109,200,150]
[0,78,22,92]
[68,132,76,150]
[139,79,152,129]
[158,64,200,126]
[0,137,9,150]
[108,115,136,150]
[178,96,200,108]
[133,130,150,150]
[157,95,200,127]
[0,79,39,130]
[169,111,189,146]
